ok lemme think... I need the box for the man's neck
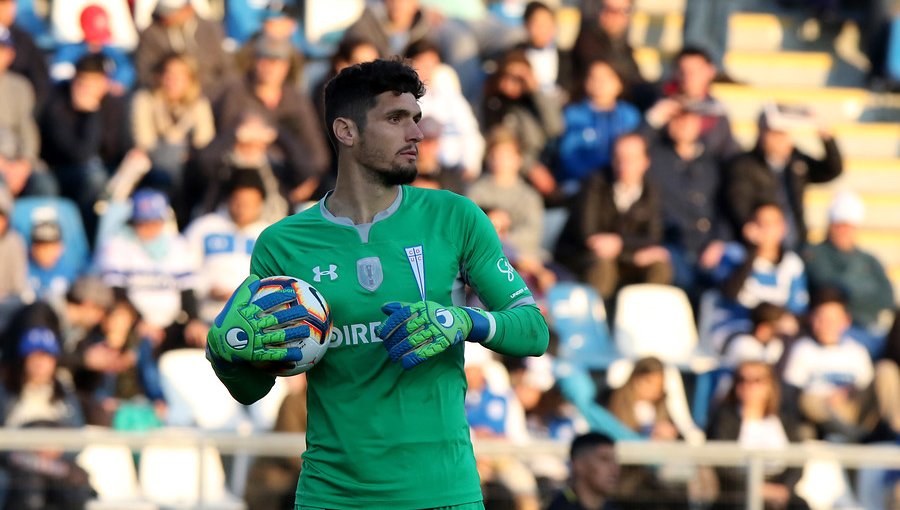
[573,480,607,510]
[674,141,697,161]
[328,161,400,224]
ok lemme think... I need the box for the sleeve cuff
[463,307,495,344]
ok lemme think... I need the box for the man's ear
[332,117,357,148]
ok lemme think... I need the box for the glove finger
[387,327,435,362]
[212,274,260,329]
[253,289,298,313]
[377,306,414,346]
[270,305,309,325]
[399,350,429,370]
[380,301,408,316]
[258,324,310,345]
[254,346,304,363]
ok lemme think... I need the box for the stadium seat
[304,0,365,45]
[158,349,250,431]
[77,436,158,510]
[724,51,833,88]
[794,455,858,509]
[11,196,90,270]
[546,283,619,369]
[711,83,868,124]
[727,13,783,52]
[138,438,245,510]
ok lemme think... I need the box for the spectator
[131,53,215,225]
[193,112,290,223]
[555,133,670,303]
[95,188,206,354]
[40,53,132,241]
[406,39,485,181]
[184,169,268,324]
[724,103,843,250]
[135,0,236,102]
[517,1,573,103]
[482,49,563,198]
[0,326,93,510]
[881,311,900,433]
[605,357,692,507]
[0,0,51,113]
[706,361,808,510]
[572,0,653,109]
[50,4,136,95]
[26,219,83,307]
[545,432,622,510]
[69,297,165,427]
[720,303,788,368]
[0,26,54,197]
[557,59,640,192]
[0,184,27,331]
[224,0,305,51]
[468,126,545,262]
[783,288,899,442]
[340,0,485,103]
[217,34,330,208]
[311,37,380,125]
[58,275,113,355]
[645,102,728,300]
[804,191,894,350]
[646,47,741,165]
[408,116,465,194]
[711,203,808,341]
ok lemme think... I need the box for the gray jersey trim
[318,188,404,244]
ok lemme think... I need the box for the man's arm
[458,196,549,357]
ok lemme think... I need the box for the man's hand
[587,233,623,260]
[376,301,491,370]
[206,275,310,368]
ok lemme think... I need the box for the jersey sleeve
[456,196,548,357]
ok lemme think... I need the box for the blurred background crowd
[0,0,899,508]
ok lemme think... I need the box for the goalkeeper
[207,59,549,510]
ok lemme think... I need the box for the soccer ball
[250,276,332,377]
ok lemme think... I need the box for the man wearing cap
[216,33,330,207]
[185,169,269,324]
[27,218,83,306]
[724,103,843,251]
[805,191,895,346]
[135,0,235,102]
[96,188,206,352]
[50,4,136,94]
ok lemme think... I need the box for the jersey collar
[318,187,405,243]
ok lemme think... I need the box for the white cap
[828,190,865,225]
[156,0,189,15]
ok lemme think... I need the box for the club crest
[357,257,383,291]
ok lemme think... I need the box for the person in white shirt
[184,169,268,323]
[721,302,787,369]
[783,287,898,441]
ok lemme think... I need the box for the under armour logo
[496,257,515,282]
[313,264,338,282]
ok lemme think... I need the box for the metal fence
[1,429,899,509]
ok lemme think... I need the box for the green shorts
[297,501,485,510]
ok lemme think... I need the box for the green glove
[376,301,493,369]
[206,274,311,368]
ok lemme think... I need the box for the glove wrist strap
[462,307,494,344]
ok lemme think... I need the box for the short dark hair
[225,168,266,198]
[570,432,615,461]
[750,302,786,328]
[676,46,714,65]
[75,53,110,76]
[810,286,849,310]
[323,59,426,149]
[523,1,552,23]
[404,38,442,61]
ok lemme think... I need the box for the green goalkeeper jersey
[244,186,548,509]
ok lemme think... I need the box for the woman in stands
[707,361,808,509]
[0,322,94,510]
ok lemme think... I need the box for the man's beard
[371,162,418,186]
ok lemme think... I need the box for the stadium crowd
[0,0,898,508]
